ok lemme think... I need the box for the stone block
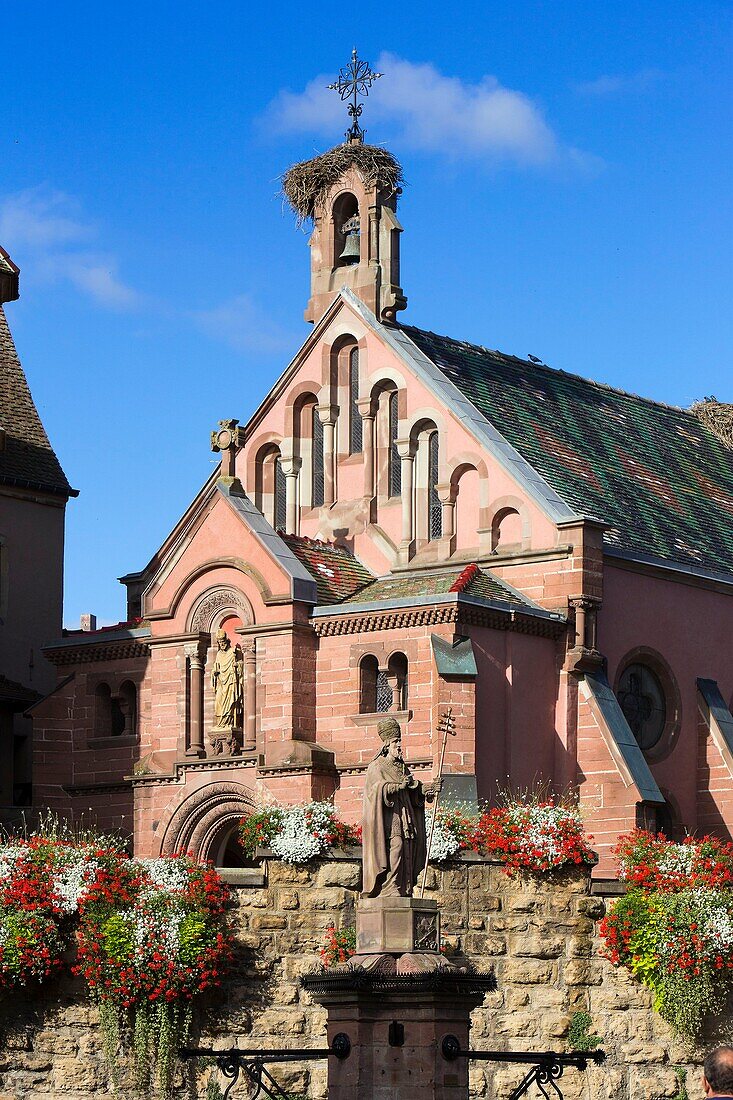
[563,959,603,985]
[508,933,564,958]
[251,914,288,930]
[501,959,556,984]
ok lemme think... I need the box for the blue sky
[2,1,731,627]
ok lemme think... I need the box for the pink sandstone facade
[30,144,733,875]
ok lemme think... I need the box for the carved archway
[160,781,256,863]
[187,585,255,634]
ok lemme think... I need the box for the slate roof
[0,305,75,498]
[278,534,374,603]
[401,325,733,578]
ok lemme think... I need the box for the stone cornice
[312,599,565,639]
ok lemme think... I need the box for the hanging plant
[76,853,232,1098]
[601,831,733,1040]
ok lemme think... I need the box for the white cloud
[0,187,91,249]
[265,52,567,166]
[194,294,298,355]
[0,186,140,311]
[575,69,665,96]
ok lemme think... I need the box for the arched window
[95,683,113,738]
[428,430,442,540]
[389,390,400,497]
[274,456,286,531]
[349,347,362,454]
[359,655,379,713]
[388,652,408,710]
[119,681,137,737]
[312,406,324,507]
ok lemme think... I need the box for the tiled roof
[341,564,533,609]
[278,534,374,603]
[0,305,75,498]
[402,325,733,576]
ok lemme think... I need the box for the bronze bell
[339,215,361,264]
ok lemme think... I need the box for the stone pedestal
[302,959,493,1100]
[207,724,242,756]
[357,897,439,954]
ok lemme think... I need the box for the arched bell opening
[332,192,360,268]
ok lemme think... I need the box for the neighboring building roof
[401,324,733,578]
[0,304,76,498]
[0,674,39,708]
[279,533,374,603]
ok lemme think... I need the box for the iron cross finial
[327,48,382,143]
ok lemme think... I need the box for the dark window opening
[349,347,362,454]
[312,406,324,507]
[389,390,401,497]
[274,456,286,531]
[428,430,442,540]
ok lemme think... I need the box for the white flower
[0,846,24,882]
[135,857,192,895]
[428,818,461,862]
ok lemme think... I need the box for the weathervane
[327,48,382,143]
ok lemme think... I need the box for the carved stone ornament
[190,587,252,633]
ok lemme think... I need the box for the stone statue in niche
[362,716,440,898]
[209,629,243,755]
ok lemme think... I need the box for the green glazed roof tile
[401,325,733,576]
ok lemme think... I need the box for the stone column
[437,482,455,551]
[357,397,375,501]
[243,642,257,752]
[185,643,205,758]
[280,455,302,535]
[318,404,339,506]
[396,438,416,564]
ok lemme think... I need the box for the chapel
[28,81,733,875]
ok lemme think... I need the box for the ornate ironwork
[180,1034,350,1100]
[441,1036,605,1099]
[328,47,382,142]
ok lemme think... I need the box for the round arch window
[617,663,667,750]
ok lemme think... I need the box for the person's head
[704,1047,733,1096]
[378,717,403,760]
[216,629,230,651]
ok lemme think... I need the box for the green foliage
[673,1066,689,1100]
[567,1011,602,1051]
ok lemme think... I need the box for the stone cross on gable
[211,419,245,478]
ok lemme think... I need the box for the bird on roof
[528,354,543,364]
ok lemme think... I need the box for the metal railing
[441,1035,606,1099]
[180,1033,350,1100]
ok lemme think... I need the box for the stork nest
[282,143,403,224]
[690,397,733,450]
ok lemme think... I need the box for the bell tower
[283,51,407,326]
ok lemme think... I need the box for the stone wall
[0,854,716,1099]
